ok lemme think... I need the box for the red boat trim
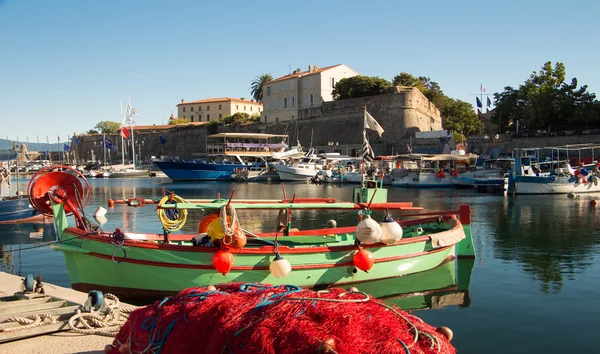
[84,244,453,270]
[64,215,461,255]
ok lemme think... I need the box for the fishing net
[109,283,456,354]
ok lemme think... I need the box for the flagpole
[46,136,51,163]
[120,96,125,166]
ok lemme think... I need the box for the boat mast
[103,133,107,168]
[120,96,125,166]
[129,97,136,168]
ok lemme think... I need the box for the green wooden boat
[27,166,476,298]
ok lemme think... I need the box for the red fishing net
[109,283,455,354]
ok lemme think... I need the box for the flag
[170,113,175,120]
[159,136,167,145]
[57,135,61,142]
[476,97,482,108]
[63,144,70,151]
[364,110,384,137]
[102,140,117,151]
[120,127,131,139]
[73,136,81,144]
[477,108,483,121]
[480,84,486,93]
[487,97,492,107]
[44,149,48,159]
[362,130,374,163]
[126,103,138,125]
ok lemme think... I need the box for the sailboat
[109,99,150,178]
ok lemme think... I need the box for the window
[331,78,335,87]
[275,84,279,93]
[291,81,295,91]
[199,114,202,121]
[191,107,194,112]
[274,100,279,109]
[207,114,210,120]
[183,107,186,112]
[309,77,313,88]
[265,102,270,110]
[244,106,246,111]
[190,115,193,122]
[219,105,222,110]
[207,106,210,111]
[310,94,314,106]
[219,114,222,118]
[183,115,186,118]
[283,98,288,108]
[292,96,296,107]
[283,83,287,91]
[250,107,253,111]
[264,115,267,123]
[302,79,306,89]
[266,87,271,96]
[236,105,239,110]
[276,118,279,124]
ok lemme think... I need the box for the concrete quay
[0,272,127,354]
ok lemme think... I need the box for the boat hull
[153,161,243,181]
[0,197,42,224]
[512,175,600,194]
[275,168,316,181]
[392,172,456,188]
[60,243,456,298]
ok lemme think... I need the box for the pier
[0,272,128,354]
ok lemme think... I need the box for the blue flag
[101,140,117,151]
[159,136,166,145]
[73,136,81,144]
[476,97,482,108]
[63,144,70,151]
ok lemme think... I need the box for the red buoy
[212,250,234,275]
[353,249,375,272]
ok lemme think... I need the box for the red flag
[477,108,483,121]
[120,127,131,139]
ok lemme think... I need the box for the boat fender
[451,169,459,178]
[198,211,220,234]
[355,215,382,244]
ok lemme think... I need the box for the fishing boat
[27,165,476,298]
[472,158,513,193]
[391,153,478,188]
[509,144,600,194]
[154,133,296,181]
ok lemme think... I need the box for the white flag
[364,110,384,137]
[126,104,138,125]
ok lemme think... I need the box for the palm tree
[250,74,273,103]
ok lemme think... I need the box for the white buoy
[355,215,382,244]
[327,219,337,228]
[380,215,403,245]
[94,207,107,217]
[94,215,108,225]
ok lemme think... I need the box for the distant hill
[0,138,61,152]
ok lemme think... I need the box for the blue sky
[1,0,599,144]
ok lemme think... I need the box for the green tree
[441,97,482,139]
[86,129,99,134]
[332,76,392,100]
[493,61,600,131]
[94,121,121,134]
[222,112,251,126]
[168,117,190,125]
[250,74,273,103]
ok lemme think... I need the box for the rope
[68,293,139,336]
[219,205,238,237]
[157,194,188,231]
[0,313,58,333]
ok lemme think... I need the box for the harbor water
[2,177,600,353]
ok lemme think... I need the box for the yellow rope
[157,194,188,231]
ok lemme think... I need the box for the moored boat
[27,166,476,298]
[154,133,297,181]
[392,153,478,188]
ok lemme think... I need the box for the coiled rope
[157,194,188,231]
[68,293,138,336]
[0,313,58,333]
[220,204,244,246]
